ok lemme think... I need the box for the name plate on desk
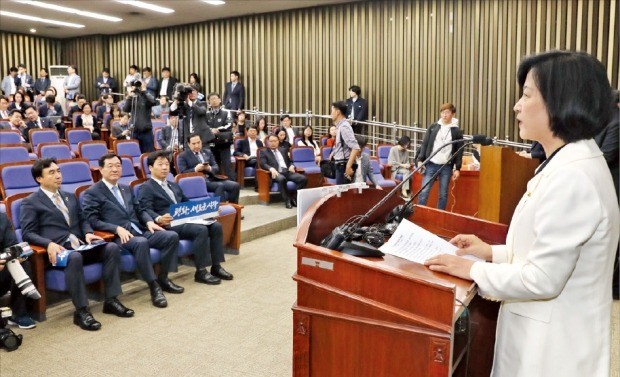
[301,257,334,271]
[170,197,220,227]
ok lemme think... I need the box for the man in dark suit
[24,105,54,142]
[33,68,51,96]
[68,95,87,119]
[174,87,214,148]
[82,153,182,308]
[223,70,245,113]
[138,151,233,285]
[178,133,241,204]
[123,87,157,152]
[16,64,34,98]
[95,68,117,96]
[234,125,263,167]
[0,212,37,329]
[345,85,368,135]
[157,67,178,99]
[158,111,184,153]
[20,158,133,331]
[259,134,307,209]
[96,94,115,120]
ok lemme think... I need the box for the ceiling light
[202,0,226,5]
[115,1,175,14]
[14,1,122,22]
[30,28,36,33]
[0,10,85,28]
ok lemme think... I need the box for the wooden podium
[293,189,508,376]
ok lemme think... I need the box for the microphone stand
[321,135,492,252]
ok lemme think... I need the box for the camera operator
[206,92,236,180]
[0,213,36,329]
[123,81,157,152]
[172,84,213,150]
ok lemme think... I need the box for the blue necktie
[112,186,142,234]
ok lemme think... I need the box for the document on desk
[379,219,482,264]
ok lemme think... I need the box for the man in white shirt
[123,65,141,93]
[63,65,81,101]
[158,67,178,99]
[280,114,297,144]
[234,125,264,168]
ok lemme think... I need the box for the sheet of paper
[379,219,482,263]
[184,218,217,226]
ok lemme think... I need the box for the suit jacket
[137,178,189,220]
[74,114,100,133]
[157,76,178,99]
[159,124,184,151]
[16,74,33,92]
[415,122,464,170]
[357,153,379,187]
[177,148,220,177]
[1,75,16,96]
[33,77,51,95]
[234,138,263,157]
[38,103,63,118]
[0,212,18,250]
[143,76,159,98]
[123,91,156,133]
[96,104,112,120]
[82,181,152,234]
[259,147,294,172]
[346,97,368,122]
[470,139,619,377]
[24,117,54,142]
[223,81,245,110]
[20,189,93,249]
[111,122,130,139]
[63,74,81,100]
[181,101,214,146]
[95,76,117,95]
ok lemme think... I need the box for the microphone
[320,134,493,251]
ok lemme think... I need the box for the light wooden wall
[3,0,618,141]
[0,32,61,88]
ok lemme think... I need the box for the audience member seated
[20,158,133,331]
[24,105,54,142]
[106,105,122,129]
[255,116,268,141]
[96,94,115,120]
[151,96,169,118]
[177,133,241,204]
[188,73,203,94]
[111,113,132,140]
[354,135,382,190]
[279,114,298,145]
[74,103,100,140]
[388,136,412,198]
[325,125,337,147]
[158,111,183,152]
[0,95,10,119]
[234,125,263,168]
[274,127,291,155]
[82,153,182,309]
[296,125,321,163]
[233,110,251,137]
[1,109,28,142]
[138,151,233,285]
[259,134,307,209]
[0,212,37,329]
[38,94,63,118]
[8,90,29,112]
[68,94,87,118]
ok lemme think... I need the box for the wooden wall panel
[3,0,617,141]
[0,32,61,89]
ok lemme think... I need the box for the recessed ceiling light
[115,0,175,14]
[13,1,123,22]
[0,10,85,28]
[30,28,36,33]
[203,0,226,5]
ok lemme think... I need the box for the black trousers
[206,179,240,203]
[133,130,155,153]
[272,170,307,201]
[116,230,179,283]
[170,222,225,269]
[212,144,236,180]
[0,260,33,316]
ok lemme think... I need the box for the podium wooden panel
[293,189,507,377]
[478,146,539,224]
[410,170,479,217]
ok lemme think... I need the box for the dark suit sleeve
[137,182,162,220]
[159,127,170,150]
[260,150,276,171]
[234,139,246,156]
[239,83,245,109]
[177,152,195,173]
[72,196,94,236]
[19,196,54,249]
[416,124,434,163]
[356,98,368,121]
[207,150,220,174]
[0,212,19,249]
[75,116,83,128]
[82,188,120,234]
[596,121,619,165]
[223,83,230,106]
[452,128,464,170]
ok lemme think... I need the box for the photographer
[206,92,236,180]
[123,81,157,152]
[172,84,213,150]
[0,213,36,329]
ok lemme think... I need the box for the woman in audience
[234,110,251,137]
[256,116,268,142]
[188,73,202,94]
[106,105,121,129]
[297,125,321,163]
[325,125,337,147]
[275,127,291,155]
[8,90,29,112]
[74,102,100,140]
[151,96,170,118]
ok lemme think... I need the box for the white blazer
[470,139,619,377]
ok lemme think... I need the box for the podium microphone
[320,134,493,252]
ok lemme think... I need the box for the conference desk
[293,188,507,376]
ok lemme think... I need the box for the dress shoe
[290,197,298,207]
[211,265,234,281]
[158,277,184,294]
[149,281,168,308]
[103,298,135,317]
[73,308,102,331]
[194,269,221,285]
[285,200,293,209]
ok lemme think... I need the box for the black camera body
[130,79,142,89]
[173,83,193,102]
[0,307,23,352]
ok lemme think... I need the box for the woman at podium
[425,50,619,377]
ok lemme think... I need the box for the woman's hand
[424,254,475,280]
[449,234,492,261]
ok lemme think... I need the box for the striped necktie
[52,193,81,249]
[112,186,142,234]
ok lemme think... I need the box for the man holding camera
[206,92,236,180]
[173,85,213,150]
[0,213,36,329]
[123,80,157,152]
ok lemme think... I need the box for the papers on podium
[170,197,220,227]
[379,219,483,264]
[55,241,107,267]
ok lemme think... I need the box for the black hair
[17,64,26,69]
[98,153,121,168]
[516,50,613,143]
[147,150,170,167]
[68,65,77,73]
[613,90,619,104]
[9,109,23,117]
[40,68,48,74]
[0,95,9,102]
[75,94,85,101]
[23,105,36,113]
[207,92,220,100]
[129,65,139,71]
[142,67,151,73]
[398,135,411,147]
[32,158,57,181]
[332,101,348,116]
[190,72,200,82]
[9,67,17,73]
[349,85,361,96]
[45,94,56,104]
[230,70,240,77]
[161,67,171,72]
[102,68,110,74]
[280,114,291,121]
[355,135,368,149]
[187,132,202,143]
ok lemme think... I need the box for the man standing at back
[82,153,182,309]
[63,65,81,102]
[223,70,244,114]
[20,158,133,331]
[345,85,368,135]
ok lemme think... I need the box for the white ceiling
[0,0,359,39]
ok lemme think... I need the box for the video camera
[172,83,193,103]
[1,243,41,300]
[129,79,143,90]
[0,307,22,352]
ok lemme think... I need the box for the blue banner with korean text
[170,197,220,227]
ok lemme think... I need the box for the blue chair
[0,145,31,164]
[66,128,93,152]
[140,152,173,181]
[369,159,397,189]
[290,146,321,174]
[78,140,109,168]
[58,159,94,193]
[37,142,73,160]
[377,144,394,179]
[0,161,38,199]
[320,146,336,185]
[0,130,22,144]
[119,156,138,186]
[153,128,163,150]
[29,128,59,151]
[151,119,166,130]
[175,173,214,200]
[160,113,169,123]
[114,139,141,168]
